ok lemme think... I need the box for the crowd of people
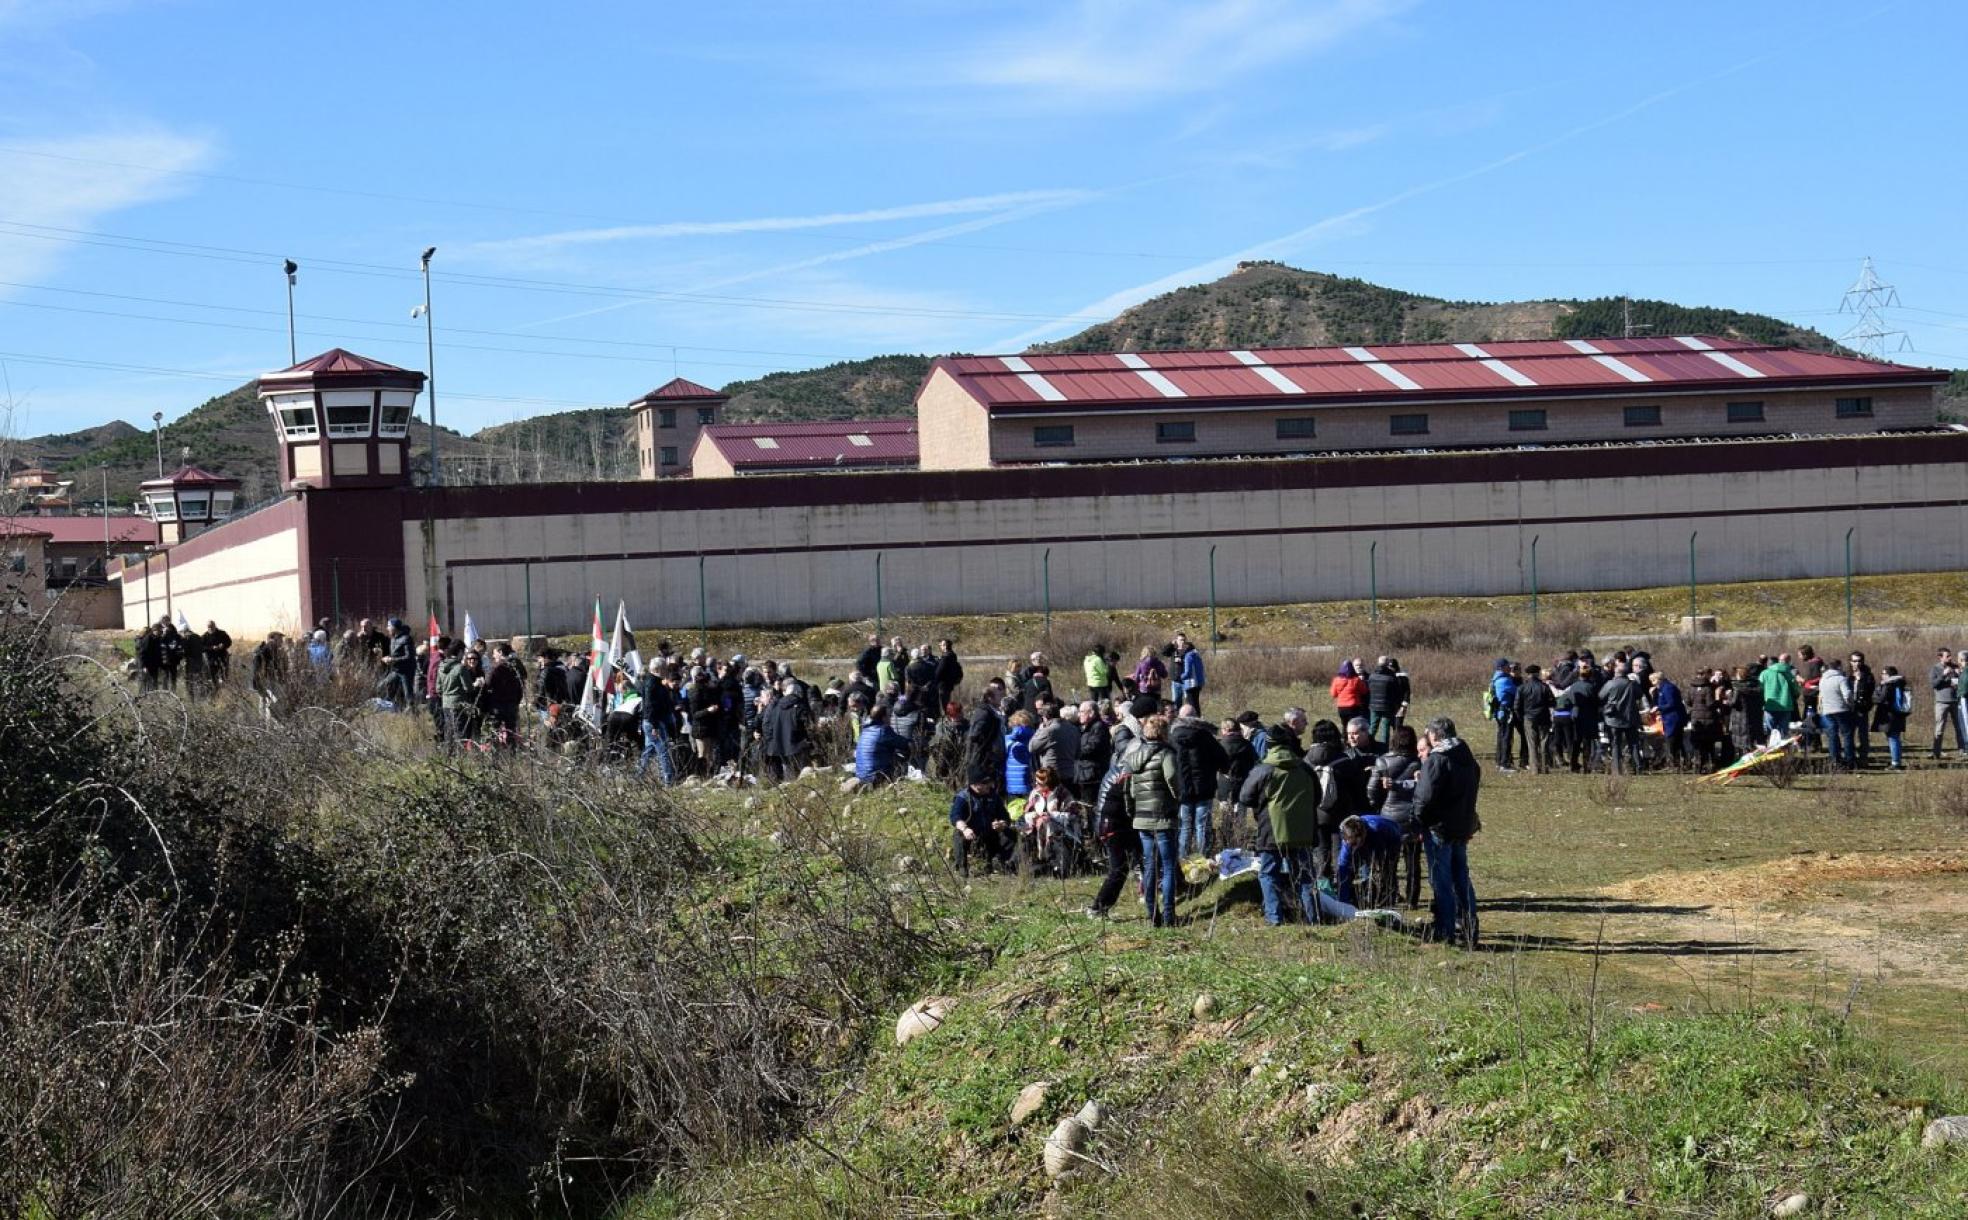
[1476,643,1943,774]
[134,606,1968,947]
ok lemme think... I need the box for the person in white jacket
[1818,660,1855,770]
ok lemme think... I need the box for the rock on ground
[1010,1081,1051,1127]
[1924,1115,1968,1148]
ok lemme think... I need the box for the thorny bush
[0,614,949,1218]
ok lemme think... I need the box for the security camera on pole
[413,247,440,484]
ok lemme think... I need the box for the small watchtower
[257,348,427,491]
[629,377,727,479]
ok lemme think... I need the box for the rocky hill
[14,264,1923,497]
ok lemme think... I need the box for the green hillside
[718,354,935,422]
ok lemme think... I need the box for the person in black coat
[935,639,965,710]
[1214,718,1258,846]
[949,776,1012,877]
[963,685,1006,785]
[1415,717,1482,946]
[759,680,811,782]
[1071,701,1113,805]
[1514,664,1556,773]
[855,634,882,687]
[1169,711,1228,858]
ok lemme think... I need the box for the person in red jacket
[1330,660,1367,727]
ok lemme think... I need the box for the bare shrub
[1383,612,1517,656]
[1904,769,1968,821]
[1529,608,1596,649]
[0,611,952,1216]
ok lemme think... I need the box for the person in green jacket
[1758,655,1800,743]
[437,643,485,747]
[1083,644,1114,703]
[1124,714,1182,927]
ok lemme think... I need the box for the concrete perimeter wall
[399,433,1968,636]
[117,498,305,635]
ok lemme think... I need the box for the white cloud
[0,130,214,290]
[953,0,1411,105]
[456,189,1094,263]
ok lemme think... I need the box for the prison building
[913,336,1947,470]
[630,378,728,478]
[690,419,918,479]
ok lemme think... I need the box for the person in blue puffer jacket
[854,703,910,785]
[1003,710,1036,798]
[1334,813,1408,907]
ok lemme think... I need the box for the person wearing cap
[1487,659,1518,771]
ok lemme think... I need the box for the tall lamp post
[417,246,439,485]
[150,411,164,477]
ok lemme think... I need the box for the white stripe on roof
[997,354,1066,402]
[1590,354,1652,383]
[1674,335,1715,350]
[1342,345,1422,392]
[1481,358,1539,387]
[1564,338,1603,354]
[1115,352,1186,396]
[1702,350,1767,378]
[1453,342,1492,358]
[1230,349,1306,393]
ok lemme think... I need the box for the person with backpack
[1083,756,1139,919]
[1415,716,1482,948]
[1123,714,1182,928]
[1238,721,1322,926]
[1487,660,1519,770]
[1873,665,1912,771]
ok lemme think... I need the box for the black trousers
[1091,829,1141,912]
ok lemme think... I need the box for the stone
[742,796,757,810]
[1923,1115,1968,1148]
[1770,1194,1809,1218]
[1681,614,1719,635]
[767,830,790,848]
[894,996,952,1047]
[1043,1117,1088,1178]
[1075,1100,1108,1130]
[839,777,861,795]
[1010,1081,1051,1127]
[1192,993,1218,1021]
[895,854,921,874]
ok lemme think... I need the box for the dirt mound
[1606,851,1968,907]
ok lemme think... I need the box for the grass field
[622,751,1968,1218]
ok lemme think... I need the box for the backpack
[1264,761,1322,849]
[1894,684,1913,715]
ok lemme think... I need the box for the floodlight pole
[420,247,439,485]
[283,259,298,365]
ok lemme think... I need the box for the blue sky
[1,0,1963,437]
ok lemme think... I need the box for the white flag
[463,612,481,648]
[174,610,191,633]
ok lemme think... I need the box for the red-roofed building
[915,336,1950,469]
[630,378,727,478]
[1,513,157,625]
[258,348,427,491]
[689,419,918,478]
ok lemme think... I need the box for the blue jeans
[1825,711,1855,768]
[1888,732,1904,767]
[1168,680,1187,710]
[1138,829,1178,926]
[1178,802,1212,859]
[1255,847,1317,926]
[1763,708,1792,744]
[638,721,676,783]
[1426,833,1477,945]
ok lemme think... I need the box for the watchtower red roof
[633,377,726,403]
[259,348,427,391]
[139,464,240,491]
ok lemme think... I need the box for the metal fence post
[1207,544,1218,653]
[524,559,533,641]
[1844,526,1856,637]
[1687,531,1698,621]
[331,558,341,628]
[697,554,708,650]
[1529,534,1540,630]
[874,551,884,639]
[1368,539,1379,626]
[1042,547,1052,647]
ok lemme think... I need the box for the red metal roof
[278,348,415,375]
[0,515,156,546]
[933,337,1949,414]
[140,464,240,490]
[697,419,917,470]
[635,377,727,403]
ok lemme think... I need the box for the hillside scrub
[0,614,948,1217]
